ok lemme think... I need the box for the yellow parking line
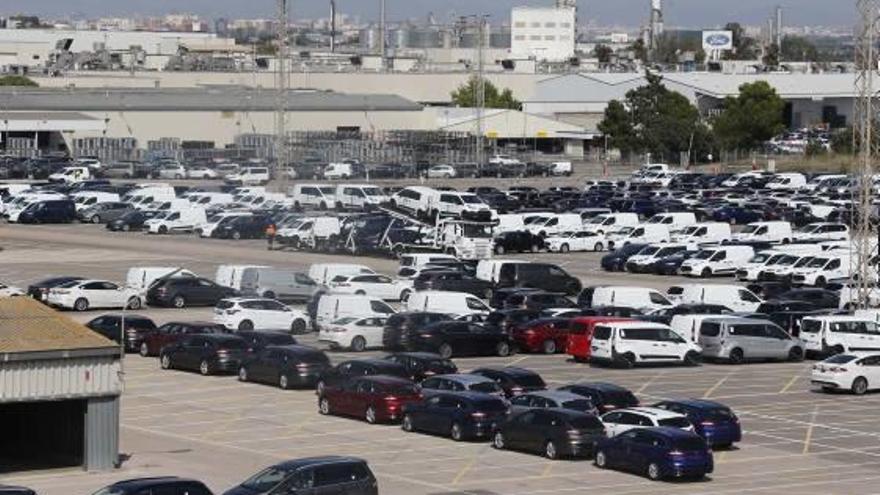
[506,355,528,366]
[779,373,802,394]
[702,372,733,399]
[541,461,554,478]
[803,406,820,454]
[451,456,478,485]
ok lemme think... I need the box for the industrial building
[511,6,577,62]
[0,297,121,473]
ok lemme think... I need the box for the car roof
[359,375,414,386]
[434,373,494,385]
[107,477,202,489]
[645,426,702,439]
[273,456,365,470]
[389,352,447,361]
[656,398,730,410]
[567,382,632,393]
[269,344,324,355]
[432,391,505,402]
[344,358,403,368]
[165,321,223,328]
[471,366,538,377]
[520,390,588,402]
[616,406,685,419]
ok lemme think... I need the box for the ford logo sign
[705,34,731,47]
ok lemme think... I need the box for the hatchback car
[92,477,213,495]
[316,358,410,395]
[223,456,377,495]
[382,352,458,381]
[139,321,228,357]
[147,277,237,308]
[46,279,142,311]
[408,321,513,359]
[318,375,422,424]
[319,316,388,352]
[493,408,606,459]
[469,366,547,397]
[594,427,713,481]
[509,390,599,415]
[420,373,505,397]
[86,314,157,352]
[401,391,509,441]
[214,297,309,333]
[160,334,249,375]
[381,312,452,351]
[511,318,573,354]
[652,399,742,448]
[600,407,694,437]
[557,382,640,413]
[239,345,330,389]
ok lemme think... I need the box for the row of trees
[598,73,785,163]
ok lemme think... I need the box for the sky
[0,1,858,28]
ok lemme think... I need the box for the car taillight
[830,366,847,373]
[296,363,310,370]
[54,289,70,294]
[471,412,486,419]
[384,396,398,401]
[668,450,685,457]
[510,386,523,395]
[701,421,715,426]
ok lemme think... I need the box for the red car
[318,375,423,424]
[566,317,632,362]
[511,318,573,354]
[138,321,228,357]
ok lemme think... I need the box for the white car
[543,231,607,253]
[427,165,456,179]
[812,353,880,395]
[600,407,694,437]
[318,316,388,351]
[187,167,219,179]
[157,164,187,180]
[329,274,411,302]
[0,283,24,297]
[46,279,142,311]
[214,297,309,333]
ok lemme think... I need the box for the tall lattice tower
[275,0,290,182]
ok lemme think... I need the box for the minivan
[390,186,435,217]
[214,264,270,291]
[800,316,880,356]
[240,268,320,302]
[732,221,793,244]
[225,457,377,495]
[335,184,388,210]
[671,222,731,245]
[496,262,582,296]
[699,317,805,364]
[405,291,491,317]
[669,314,737,343]
[315,294,396,330]
[526,214,584,238]
[225,166,270,186]
[584,213,640,234]
[291,184,337,210]
[590,321,702,368]
[609,224,670,249]
[16,199,76,224]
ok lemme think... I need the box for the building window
[560,35,571,41]
[545,35,556,41]
[514,35,526,41]
[561,22,572,28]
[530,35,541,41]
[545,22,556,28]
[514,22,526,28]
[531,22,541,28]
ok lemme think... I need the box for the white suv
[318,316,388,352]
[214,297,309,333]
[590,321,702,368]
[600,407,694,437]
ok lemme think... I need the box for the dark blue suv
[652,399,742,448]
[401,391,508,441]
[92,477,212,495]
[595,427,713,481]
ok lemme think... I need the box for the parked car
[224,457,377,495]
[811,352,880,395]
[426,164,456,179]
[329,274,411,302]
[594,428,714,481]
[146,277,237,308]
[78,201,132,224]
[493,231,544,255]
[469,366,547,397]
[505,292,577,312]
[590,321,702,368]
[139,321,228,357]
[509,390,599,415]
[383,352,458,381]
[318,375,422,424]
[511,318,573,354]
[493,408,606,459]
[92,478,213,495]
[238,345,330,389]
[86,314,156,352]
[212,214,272,240]
[26,275,84,302]
[495,262,582,296]
[600,407,694,437]
[601,243,648,272]
[0,486,35,495]
[235,330,297,352]
[319,316,388,351]
[412,271,494,300]
[800,316,880,357]
[408,321,513,359]
[213,297,309,333]
[160,333,248,375]
[557,382,640,413]
[652,399,742,448]
[315,358,410,395]
[381,312,452,351]
[420,373,505,397]
[698,317,805,364]
[401,391,509,441]
[544,231,608,253]
[106,209,161,232]
[565,316,632,362]
[46,279,142,311]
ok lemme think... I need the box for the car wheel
[199,360,212,376]
[788,347,805,362]
[402,414,415,432]
[160,354,172,370]
[619,353,636,369]
[238,367,248,382]
[232,231,242,240]
[355,290,366,296]
[816,276,827,288]
[90,215,101,224]
[495,245,506,255]
[291,319,308,335]
[450,422,463,441]
[483,288,493,300]
[594,242,604,252]
[852,377,869,395]
[647,462,662,481]
[172,295,186,308]
[493,431,506,449]
[279,374,290,390]
[140,342,149,357]
[830,345,845,356]
[542,339,557,354]
[237,320,254,331]
[351,336,367,352]
[365,406,377,424]
[319,397,331,415]
[545,440,559,460]
[127,297,141,310]
[728,348,745,364]
[122,224,131,232]
[560,244,570,253]
[701,267,712,278]
[684,351,701,366]
[158,225,168,235]
[496,341,512,357]
[439,343,453,359]
[74,298,89,311]
[595,450,608,468]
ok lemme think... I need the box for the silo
[359,25,380,51]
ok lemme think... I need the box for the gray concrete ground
[2,223,880,495]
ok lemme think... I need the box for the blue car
[401,391,509,441]
[595,427,713,481]
[711,206,762,225]
[652,399,741,448]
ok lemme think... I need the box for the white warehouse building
[511,6,576,62]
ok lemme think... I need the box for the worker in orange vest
[265,223,277,251]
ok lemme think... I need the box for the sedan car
[509,390,599,415]
[214,297,309,333]
[401,391,509,441]
[46,279,142,311]
[146,277,237,308]
[86,314,157,352]
[652,399,742,448]
[91,478,212,495]
[26,275,85,302]
[412,271,494,300]
[160,334,248,376]
[544,231,608,253]
[408,321,513,359]
[601,407,693,437]
[319,316,387,352]
[595,427,713,481]
[316,358,410,396]
[469,366,546,397]
[426,165,456,179]
[511,318,573,354]
[318,375,422,424]
[557,382,640,413]
[383,352,458,382]
[811,353,880,395]
[329,274,410,302]
[106,209,161,232]
[493,408,606,459]
[235,331,297,352]
[139,321,229,357]
[186,166,219,179]
[493,231,544,255]
[239,345,331,389]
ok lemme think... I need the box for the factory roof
[0,87,424,112]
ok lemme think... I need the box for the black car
[106,209,161,232]
[493,408,606,459]
[557,382,640,413]
[382,312,452,351]
[496,262,582,296]
[746,281,792,300]
[756,300,822,314]
[489,288,542,309]
[479,193,521,214]
[773,288,840,309]
[160,334,248,376]
[652,249,702,275]
[212,214,273,240]
[77,201,132,224]
[236,331,298,352]
[239,345,331,389]
[412,271,494,299]
[601,243,648,272]
[493,231,544,255]
[146,277,237,308]
[18,199,76,224]
[383,352,458,381]
[408,321,513,359]
[86,314,157,352]
[26,276,84,302]
[484,308,542,334]
[93,478,212,495]
[224,456,377,495]
[504,292,577,311]
[0,486,35,495]
[469,366,547,397]
[316,358,410,395]
[402,391,509,441]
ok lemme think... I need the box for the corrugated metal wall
[85,396,119,471]
[0,356,122,402]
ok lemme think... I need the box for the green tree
[723,22,758,60]
[593,44,613,64]
[0,75,38,87]
[712,81,785,151]
[450,77,522,110]
[831,127,854,154]
[628,38,648,63]
[598,100,637,156]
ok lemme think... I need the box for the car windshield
[561,399,596,411]
[655,247,680,257]
[462,195,483,204]
[807,258,830,268]
[364,187,383,196]
[471,382,503,394]
[320,187,335,195]
[750,252,773,263]
[776,255,799,266]
[823,354,858,364]
[658,417,692,428]
[694,250,716,260]
[639,247,660,256]
[241,466,294,491]
[741,225,760,234]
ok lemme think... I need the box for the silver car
[698,317,804,364]
[240,268,320,302]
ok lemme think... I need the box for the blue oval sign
[705,33,731,47]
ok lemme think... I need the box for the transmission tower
[853,0,880,308]
[275,0,290,187]
[467,15,489,166]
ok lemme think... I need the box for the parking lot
[4,223,880,495]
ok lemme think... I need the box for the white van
[590,321,702,367]
[72,192,120,212]
[405,290,491,317]
[671,222,731,245]
[732,221,793,244]
[766,173,807,191]
[790,253,853,287]
[308,263,376,287]
[584,213,640,234]
[125,186,176,209]
[678,245,755,278]
[610,224,670,249]
[625,244,696,273]
[215,264,270,291]
[335,184,388,210]
[802,174,846,193]
[225,167,269,186]
[526,214,584,238]
[315,294,396,330]
[588,286,673,312]
[145,207,207,234]
[495,214,527,234]
[390,186,434,217]
[190,192,234,208]
[670,314,738,343]
[475,259,528,284]
[48,166,91,184]
[398,254,459,278]
[793,223,850,243]
[644,213,697,231]
[323,162,357,180]
[668,284,763,312]
[426,190,492,218]
[198,212,251,238]
[800,316,880,356]
[125,266,197,291]
[290,184,337,210]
